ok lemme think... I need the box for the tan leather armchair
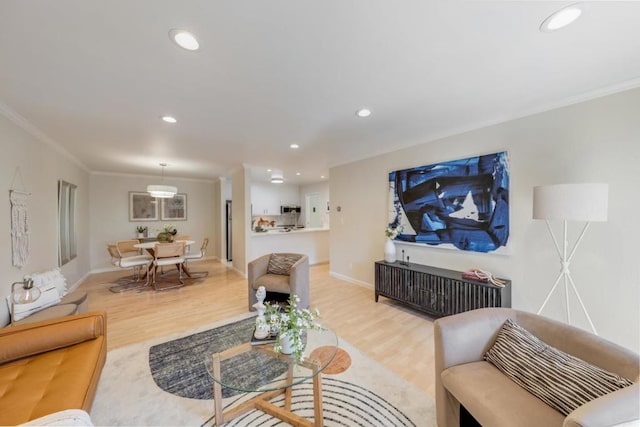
[248,253,309,310]
[0,311,107,425]
[434,308,639,427]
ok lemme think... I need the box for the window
[58,180,77,266]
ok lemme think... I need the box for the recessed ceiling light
[320,175,325,179]
[355,108,372,118]
[169,29,200,51]
[540,3,584,32]
[161,115,177,123]
[290,143,300,149]
[267,168,272,172]
[296,172,301,176]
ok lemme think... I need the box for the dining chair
[183,237,209,277]
[108,243,153,293]
[152,241,186,291]
[116,239,142,256]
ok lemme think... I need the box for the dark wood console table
[374,261,511,317]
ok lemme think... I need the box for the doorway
[225,200,232,262]
[306,193,322,228]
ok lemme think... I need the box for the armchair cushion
[484,318,634,416]
[267,253,302,275]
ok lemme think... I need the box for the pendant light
[271,169,284,184]
[147,163,177,198]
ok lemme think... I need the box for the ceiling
[1,1,640,185]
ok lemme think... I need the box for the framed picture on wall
[161,193,187,221]
[129,192,159,221]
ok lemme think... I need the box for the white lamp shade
[533,183,608,222]
[147,184,177,198]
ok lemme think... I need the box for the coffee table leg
[313,371,324,427]
[212,353,224,426]
[285,364,294,411]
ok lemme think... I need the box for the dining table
[134,240,195,278]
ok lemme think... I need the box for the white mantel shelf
[249,227,329,265]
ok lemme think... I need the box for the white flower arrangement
[263,294,323,362]
[385,225,403,239]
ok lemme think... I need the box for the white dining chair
[152,241,186,291]
[108,242,153,293]
[183,237,209,277]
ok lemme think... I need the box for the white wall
[89,173,215,271]
[330,88,640,352]
[231,167,250,276]
[1,113,90,326]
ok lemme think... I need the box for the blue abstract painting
[388,152,509,253]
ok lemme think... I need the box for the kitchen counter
[249,227,329,264]
[251,226,329,236]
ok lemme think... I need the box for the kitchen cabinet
[251,183,280,215]
[251,182,300,216]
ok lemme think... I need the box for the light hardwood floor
[80,260,437,398]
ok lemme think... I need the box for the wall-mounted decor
[161,193,187,221]
[10,190,30,268]
[129,191,159,221]
[388,151,509,253]
[58,180,78,266]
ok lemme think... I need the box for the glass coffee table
[204,328,338,427]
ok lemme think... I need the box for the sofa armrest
[20,409,94,426]
[434,308,515,370]
[248,254,270,286]
[0,311,106,364]
[247,254,271,310]
[434,308,515,427]
[564,382,640,427]
[289,255,310,308]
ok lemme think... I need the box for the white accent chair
[183,237,209,277]
[152,241,186,290]
[108,241,152,293]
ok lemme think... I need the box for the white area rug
[91,313,436,426]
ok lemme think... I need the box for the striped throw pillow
[267,254,302,275]
[484,318,633,416]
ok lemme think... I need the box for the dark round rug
[149,317,288,399]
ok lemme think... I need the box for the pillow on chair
[267,254,301,275]
[484,318,633,416]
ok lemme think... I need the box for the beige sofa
[434,308,639,427]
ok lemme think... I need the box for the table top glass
[203,328,338,393]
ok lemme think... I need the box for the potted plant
[157,224,177,242]
[263,294,323,362]
[136,226,147,238]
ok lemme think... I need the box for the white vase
[384,238,396,262]
[137,233,144,239]
[279,331,296,355]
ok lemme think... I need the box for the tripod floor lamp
[532,183,608,335]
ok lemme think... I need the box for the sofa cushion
[484,318,634,416]
[267,254,301,275]
[441,361,565,427]
[12,304,78,326]
[25,268,68,298]
[254,274,291,294]
[0,338,105,425]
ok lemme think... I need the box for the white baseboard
[329,271,373,290]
